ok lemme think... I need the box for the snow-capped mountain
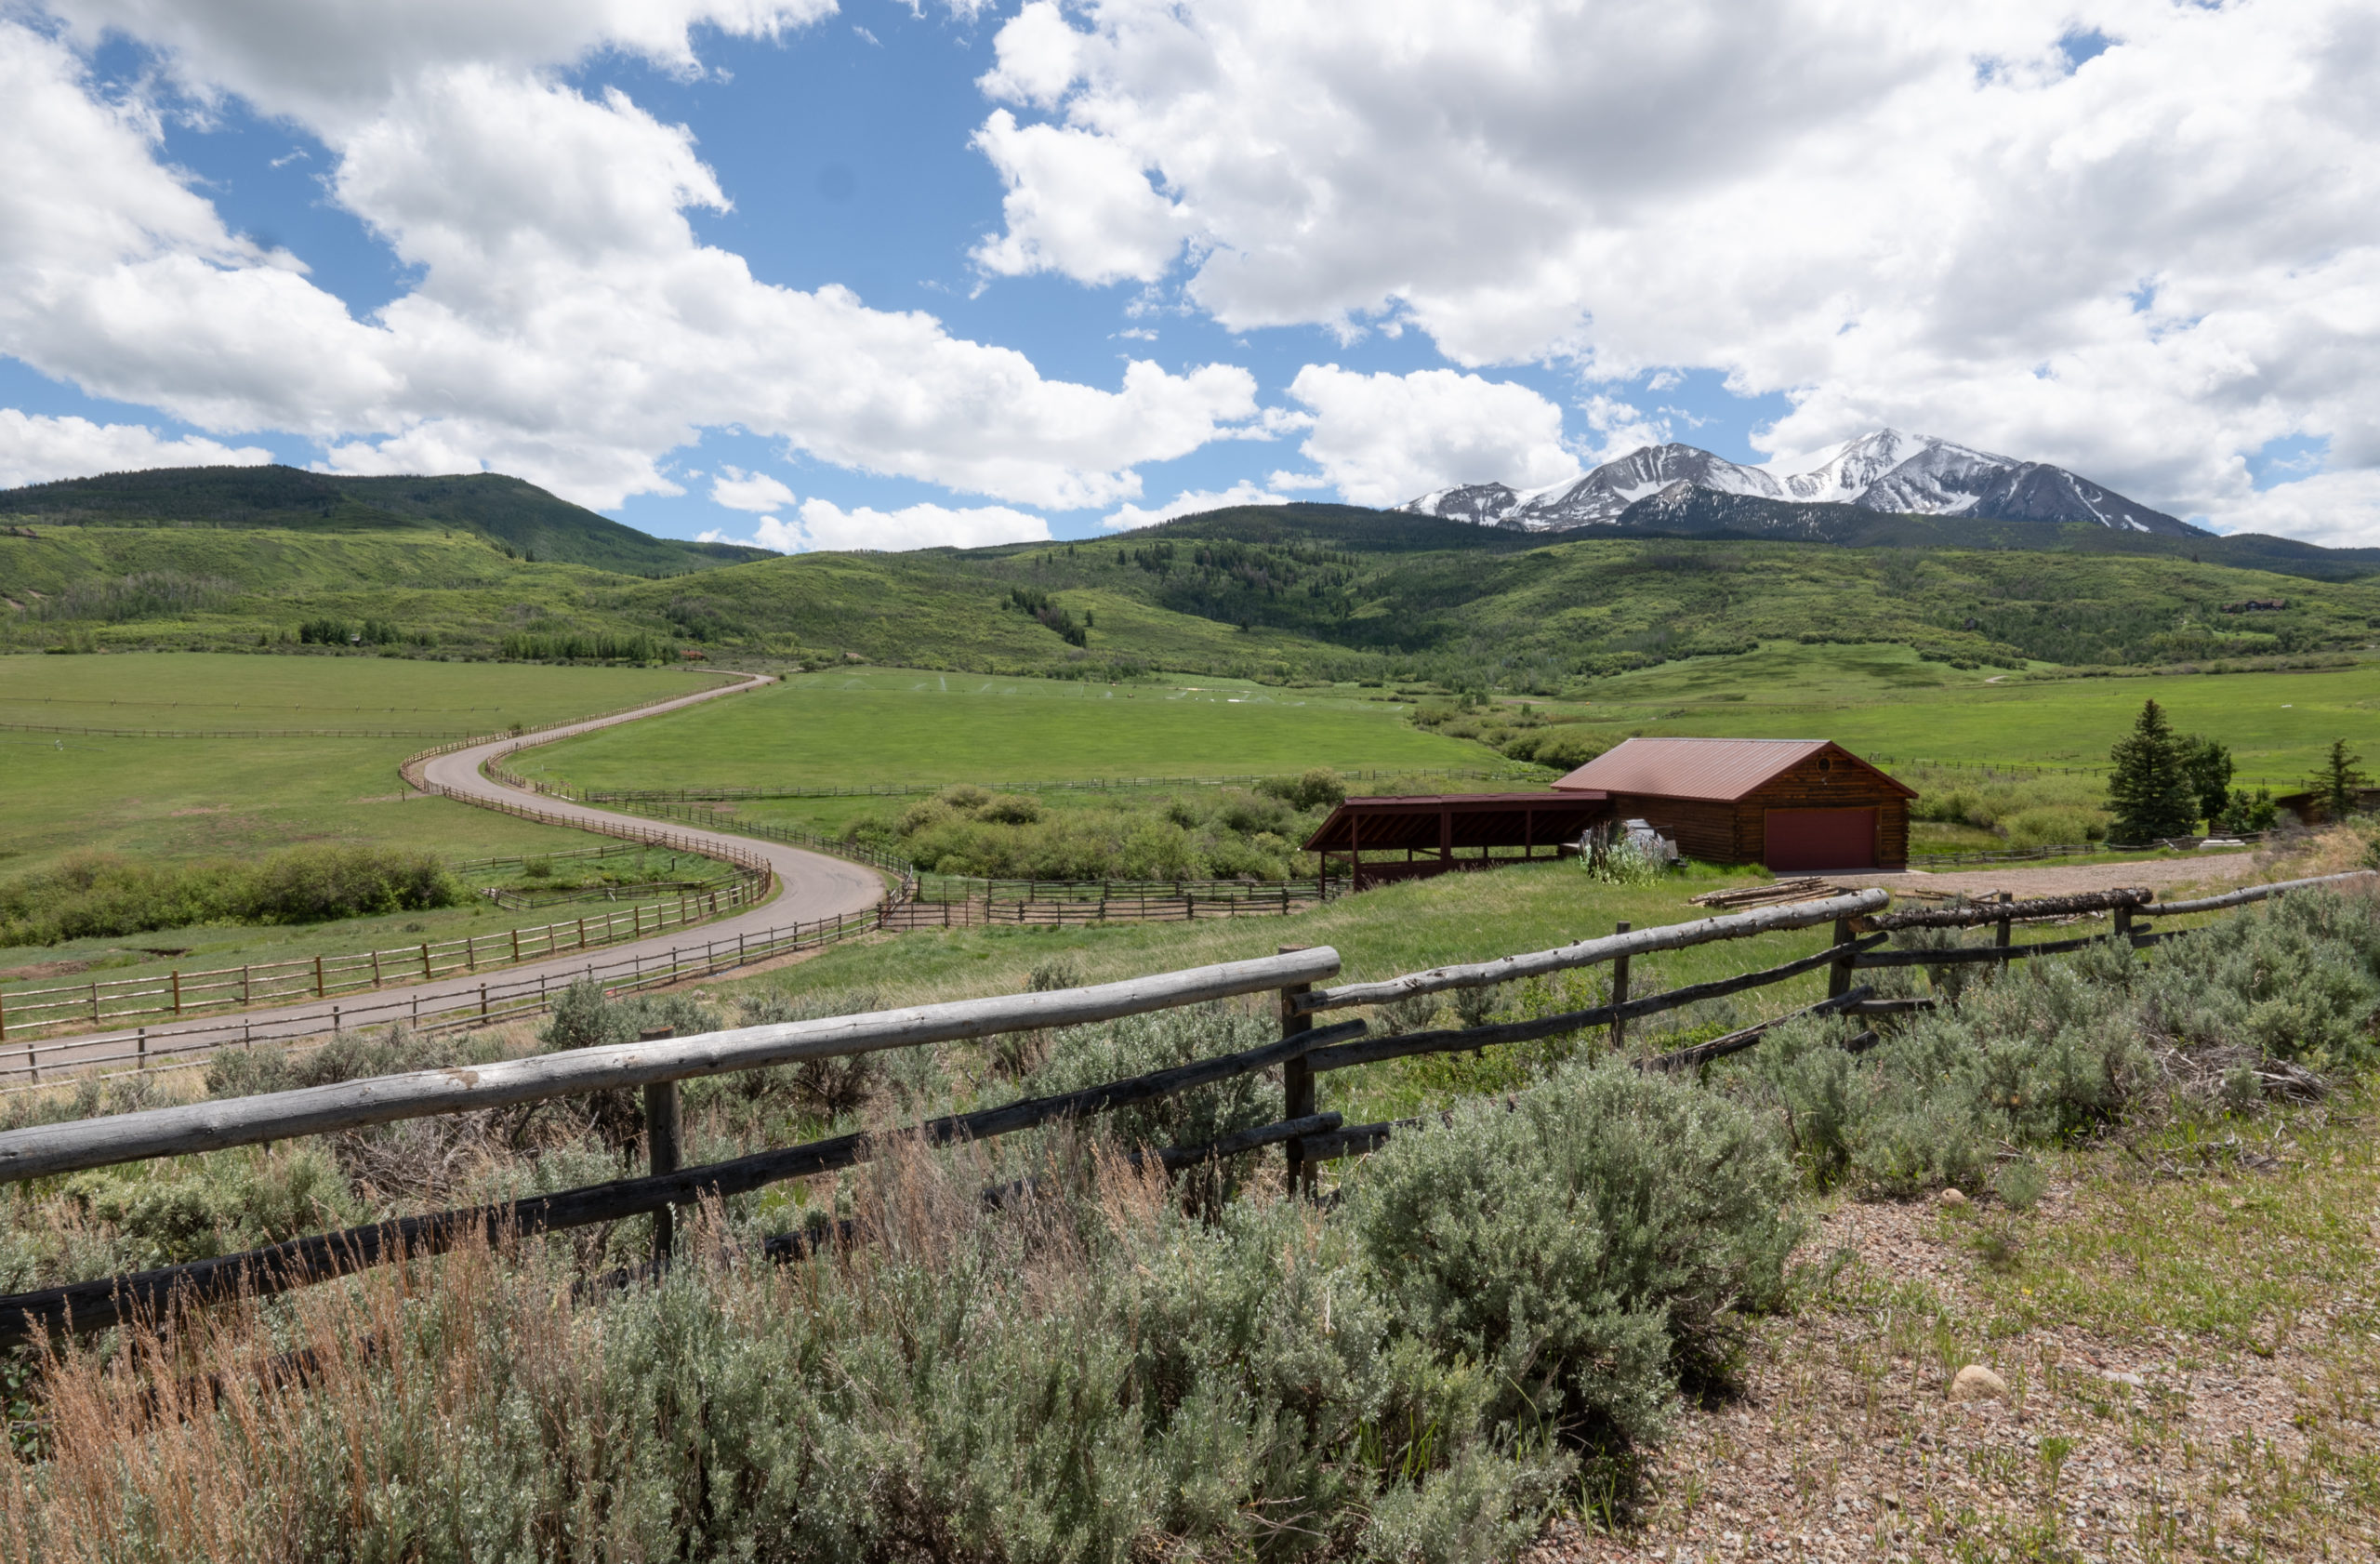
[1396,431,2199,537]
[1397,482,1520,526]
[1501,443,1783,527]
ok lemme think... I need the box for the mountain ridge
[1401,430,2203,537]
[0,465,770,577]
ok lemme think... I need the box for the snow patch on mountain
[1397,430,2196,537]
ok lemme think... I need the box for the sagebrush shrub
[2138,892,2380,1072]
[1025,1003,1282,1156]
[1349,1061,1799,1444]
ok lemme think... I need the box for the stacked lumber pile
[1686,878,1843,910]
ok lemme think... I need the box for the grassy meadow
[515,667,1513,792]
[1552,641,2380,782]
[0,654,734,995]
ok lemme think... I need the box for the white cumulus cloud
[710,466,798,513]
[970,0,2380,539]
[1282,365,1580,507]
[704,497,1051,552]
[0,12,1258,511]
[0,409,272,489]
[1102,480,1287,531]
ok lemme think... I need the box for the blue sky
[1,2,2373,548]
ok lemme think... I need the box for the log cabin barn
[1551,737,1913,871]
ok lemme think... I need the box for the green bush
[538,976,717,1053]
[1500,725,1608,771]
[1024,1003,1282,1158]
[0,844,463,946]
[1348,1062,1799,1444]
[2137,891,2380,1072]
[62,1144,358,1268]
[1742,890,2380,1197]
[1257,766,1349,812]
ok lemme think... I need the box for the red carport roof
[1301,793,1609,854]
[1551,737,1915,803]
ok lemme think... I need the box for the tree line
[2108,698,2366,841]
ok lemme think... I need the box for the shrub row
[0,845,463,948]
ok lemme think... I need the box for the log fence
[0,868,2368,1346]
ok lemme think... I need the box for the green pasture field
[0,649,718,733]
[515,667,1511,793]
[0,651,730,896]
[1559,641,2380,782]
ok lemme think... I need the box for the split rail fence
[1,866,2367,1346]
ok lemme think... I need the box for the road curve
[27,672,888,1076]
[418,672,885,926]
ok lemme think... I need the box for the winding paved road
[28,672,887,1077]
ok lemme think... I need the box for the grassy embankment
[0,655,732,1004]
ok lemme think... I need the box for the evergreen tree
[2178,735,2233,826]
[2311,738,2369,822]
[2107,699,2198,842]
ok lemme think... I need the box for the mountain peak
[1397,431,2197,537]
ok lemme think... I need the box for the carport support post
[1609,922,1632,1053]
[1277,946,1316,1197]
[641,1027,681,1269]
[1827,918,1857,1001]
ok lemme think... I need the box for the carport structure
[1301,793,1611,891]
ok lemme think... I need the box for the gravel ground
[1833,855,2264,901]
[1526,1116,2380,1564]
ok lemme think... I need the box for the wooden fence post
[171,970,182,1018]
[314,955,325,999]
[1278,946,1316,1197]
[1827,918,1857,1000]
[1995,892,2013,949]
[641,1027,681,1270]
[1605,922,1635,1051]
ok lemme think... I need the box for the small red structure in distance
[1553,737,1913,871]
[1300,738,1915,888]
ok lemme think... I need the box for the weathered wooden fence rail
[1,867,2370,1347]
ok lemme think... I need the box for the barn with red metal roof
[1551,737,1914,870]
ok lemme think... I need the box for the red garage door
[1764,808,1877,870]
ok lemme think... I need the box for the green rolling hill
[5,471,2378,694]
[0,465,766,576]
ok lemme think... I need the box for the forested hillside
[6,482,2378,693]
[0,466,765,576]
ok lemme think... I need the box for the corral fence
[0,847,774,1052]
[1,866,2367,1347]
[0,908,880,1087]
